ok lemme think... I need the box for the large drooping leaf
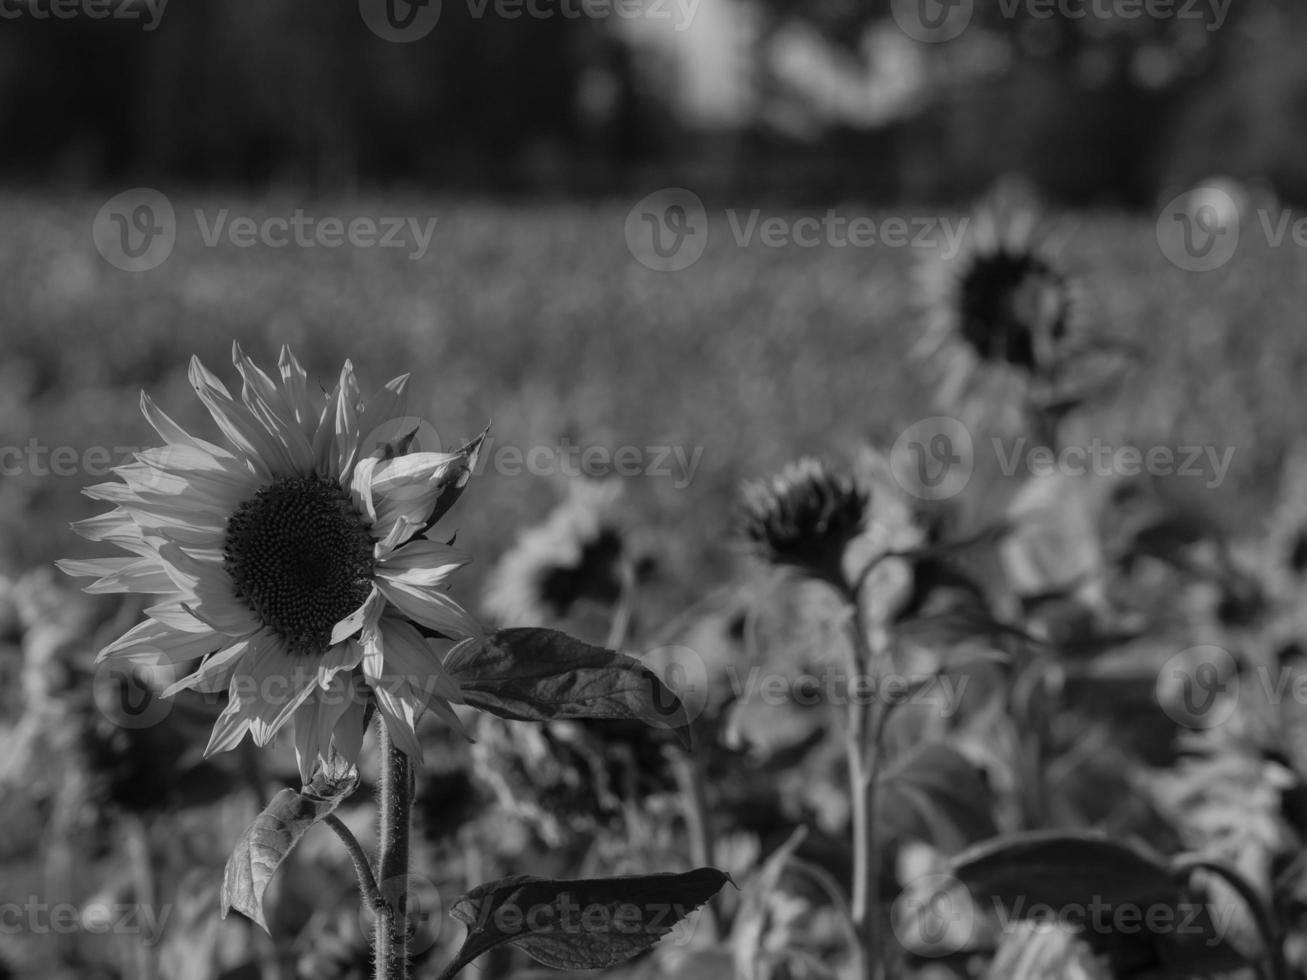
[440,868,730,976]
[943,831,1251,976]
[445,628,692,749]
[220,759,360,932]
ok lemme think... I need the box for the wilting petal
[292,675,358,786]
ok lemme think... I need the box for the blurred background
[5,1,1307,978]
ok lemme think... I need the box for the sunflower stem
[844,595,885,980]
[375,721,412,980]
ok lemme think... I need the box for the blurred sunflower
[59,345,483,783]
[916,186,1082,436]
[482,478,631,628]
[738,457,870,592]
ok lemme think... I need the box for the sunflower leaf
[445,627,693,749]
[220,760,360,932]
[441,868,731,975]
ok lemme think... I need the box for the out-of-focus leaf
[878,742,998,855]
[446,627,692,749]
[946,831,1251,976]
[220,759,359,932]
[442,868,730,974]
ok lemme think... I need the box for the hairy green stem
[844,598,885,980]
[375,721,412,980]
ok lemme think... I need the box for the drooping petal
[163,633,258,697]
[223,637,322,748]
[329,586,384,647]
[292,674,358,785]
[97,617,224,666]
[375,539,470,588]
[374,616,464,707]
[376,577,483,640]
[56,556,175,594]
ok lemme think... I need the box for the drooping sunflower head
[737,458,870,591]
[916,188,1078,432]
[482,478,630,628]
[60,344,487,784]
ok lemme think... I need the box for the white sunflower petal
[376,539,470,588]
[376,578,483,640]
[97,618,223,665]
[163,634,255,697]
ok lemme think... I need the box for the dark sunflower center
[959,250,1066,371]
[223,475,375,656]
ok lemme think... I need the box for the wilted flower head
[738,458,870,591]
[917,185,1078,433]
[482,478,628,627]
[59,344,484,783]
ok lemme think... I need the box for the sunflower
[482,478,628,628]
[737,457,871,593]
[59,344,484,784]
[915,186,1082,436]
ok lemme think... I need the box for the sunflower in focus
[59,345,484,783]
[916,186,1080,435]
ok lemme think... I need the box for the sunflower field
[3,179,1307,980]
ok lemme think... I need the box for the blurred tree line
[0,0,1304,205]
